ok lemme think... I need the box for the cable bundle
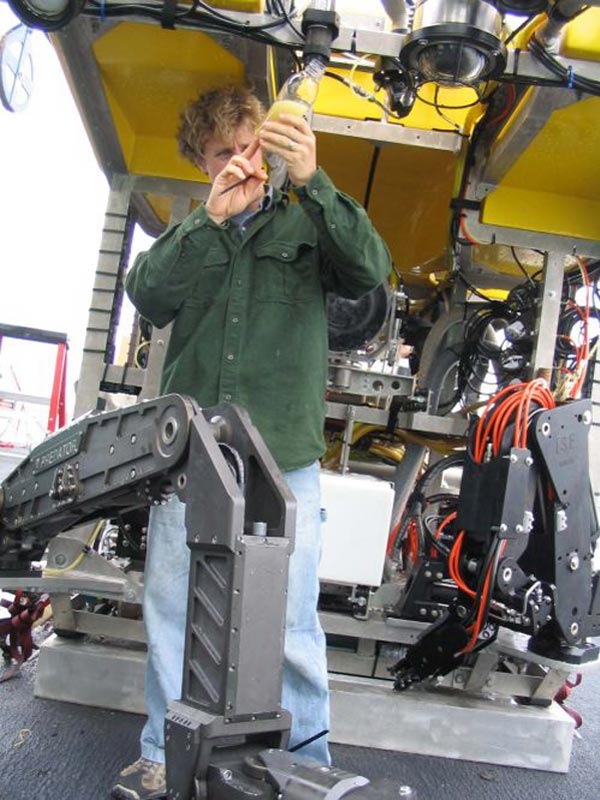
[443,380,554,651]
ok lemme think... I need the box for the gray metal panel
[74,185,132,417]
[461,208,600,258]
[531,253,566,375]
[312,114,463,152]
[478,88,576,187]
[35,634,147,714]
[234,537,290,717]
[53,18,126,179]
[329,675,575,772]
[326,401,468,436]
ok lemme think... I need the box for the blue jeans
[140,461,330,765]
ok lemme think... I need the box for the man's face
[196,117,259,183]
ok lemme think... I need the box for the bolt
[515,524,523,534]
[431,609,439,618]
[109,444,115,455]
[569,554,580,572]
[55,554,67,566]
[525,457,533,467]
[510,453,518,463]
[583,410,592,425]
[222,770,232,781]
[418,39,428,46]
[436,572,443,581]
[570,622,580,637]
[541,422,551,437]
[502,567,513,583]
[398,787,413,798]
[130,468,136,479]
[499,523,508,534]
[419,608,427,616]
[456,605,467,618]
[424,570,432,579]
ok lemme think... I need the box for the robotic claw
[390,383,600,690]
[0,395,416,800]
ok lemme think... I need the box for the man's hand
[205,139,268,224]
[258,115,317,187]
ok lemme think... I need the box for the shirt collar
[231,184,274,228]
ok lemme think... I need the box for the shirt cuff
[293,167,336,205]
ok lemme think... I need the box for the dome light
[399,0,507,85]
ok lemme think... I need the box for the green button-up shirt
[125,168,392,471]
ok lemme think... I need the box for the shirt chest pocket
[253,240,320,303]
[181,243,231,307]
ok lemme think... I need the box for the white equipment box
[319,471,394,587]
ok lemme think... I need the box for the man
[112,84,391,800]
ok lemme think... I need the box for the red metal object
[0,323,69,439]
[47,341,68,433]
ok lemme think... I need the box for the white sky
[0,5,109,422]
[0,6,156,444]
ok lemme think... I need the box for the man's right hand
[205,139,268,225]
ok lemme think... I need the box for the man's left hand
[258,115,317,187]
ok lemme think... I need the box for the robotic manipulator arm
[0,394,416,800]
[391,391,600,690]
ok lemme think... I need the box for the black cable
[529,35,600,97]
[456,273,494,302]
[503,15,535,47]
[416,80,486,110]
[477,541,504,629]
[271,0,303,41]
[463,535,501,627]
[510,247,536,288]
[289,728,329,752]
[363,145,381,213]
[323,70,409,123]
[84,0,301,49]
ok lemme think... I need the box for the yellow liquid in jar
[262,99,307,124]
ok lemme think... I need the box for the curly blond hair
[177,85,265,164]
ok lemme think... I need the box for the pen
[218,176,253,196]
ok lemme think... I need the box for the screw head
[569,554,580,572]
[502,567,513,583]
[570,622,580,637]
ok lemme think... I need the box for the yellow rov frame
[48,0,600,297]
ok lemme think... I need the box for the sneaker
[111,757,167,800]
